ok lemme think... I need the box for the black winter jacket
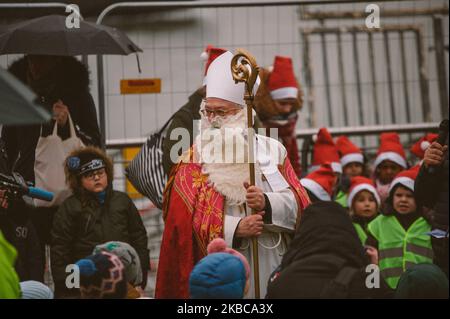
[1,56,102,183]
[0,139,44,282]
[415,133,449,231]
[0,202,43,282]
[51,187,149,297]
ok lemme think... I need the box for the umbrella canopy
[0,67,51,125]
[0,15,142,56]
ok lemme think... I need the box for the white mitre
[205,50,260,106]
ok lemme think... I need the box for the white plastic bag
[34,114,84,207]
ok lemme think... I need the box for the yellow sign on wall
[123,147,143,199]
[120,78,161,94]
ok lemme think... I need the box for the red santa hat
[388,165,420,194]
[268,56,298,100]
[311,128,342,173]
[300,163,335,201]
[201,45,227,85]
[374,132,407,169]
[336,136,364,168]
[410,133,438,159]
[347,176,381,208]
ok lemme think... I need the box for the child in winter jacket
[51,147,149,298]
[367,166,433,289]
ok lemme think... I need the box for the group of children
[299,128,438,289]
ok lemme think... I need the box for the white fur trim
[312,134,318,143]
[300,178,331,201]
[389,176,415,193]
[374,152,407,169]
[308,165,320,173]
[347,184,381,208]
[331,162,343,174]
[420,141,431,151]
[341,153,364,167]
[270,87,298,100]
[309,162,342,174]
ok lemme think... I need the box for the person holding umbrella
[0,14,143,182]
[1,54,102,278]
[0,15,142,282]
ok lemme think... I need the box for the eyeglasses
[201,108,241,118]
[82,168,106,180]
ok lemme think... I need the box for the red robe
[155,153,310,299]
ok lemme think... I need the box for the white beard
[195,108,259,206]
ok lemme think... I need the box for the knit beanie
[395,263,449,299]
[75,251,127,299]
[189,238,250,299]
[93,241,143,287]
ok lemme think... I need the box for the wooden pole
[231,48,260,298]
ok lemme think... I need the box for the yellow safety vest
[368,215,433,289]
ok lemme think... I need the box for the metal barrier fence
[92,0,448,145]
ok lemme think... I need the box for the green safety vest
[0,230,20,299]
[353,222,368,245]
[368,215,433,289]
[335,190,348,208]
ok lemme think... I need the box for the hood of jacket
[7,55,90,99]
[281,201,367,270]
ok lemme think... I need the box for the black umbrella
[0,15,142,56]
[0,67,51,125]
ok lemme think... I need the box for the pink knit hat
[207,238,250,280]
